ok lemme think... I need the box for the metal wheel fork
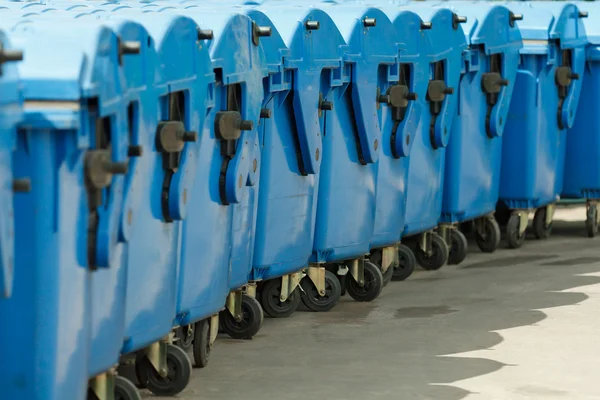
[419,231,433,257]
[306,265,326,297]
[475,214,493,238]
[438,224,455,246]
[209,314,219,347]
[146,336,171,378]
[226,290,244,322]
[348,258,365,287]
[514,210,530,236]
[545,204,555,228]
[381,246,399,274]
[279,272,304,302]
[89,370,116,400]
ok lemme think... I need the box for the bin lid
[160,7,269,83]
[0,29,22,135]
[320,4,398,63]
[430,2,523,55]
[563,1,598,46]
[7,17,123,109]
[243,9,288,71]
[377,7,425,60]
[504,2,587,50]
[241,5,346,70]
[396,5,467,62]
[535,2,587,49]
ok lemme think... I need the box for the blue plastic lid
[429,2,523,54]
[575,1,600,45]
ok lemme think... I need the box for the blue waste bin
[497,2,587,248]
[381,5,467,271]
[0,18,134,400]
[561,1,600,237]
[125,4,268,340]
[221,7,323,318]
[322,4,418,287]
[71,0,268,363]
[262,4,387,309]
[121,10,223,371]
[432,2,523,264]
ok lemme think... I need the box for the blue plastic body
[237,8,321,282]
[42,1,231,328]
[0,19,130,399]
[437,3,523,224]
[382,6,466,237]
[168,8,266,318]
[323,4,412,250]
[288,7,378,264]
[562,2,600,201]
[499,2,587,210]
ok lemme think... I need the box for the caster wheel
[506,214,525,249]
[300,270,341,312]
[259,278,301,318]
[392,244,416,281]
[346,261,384,302]
[192,319,211,368]
[114,376,141,400]
[220,294,264,340]
[448,229,468,265]
[416,234,449,270]
[533,207,552,239]
[135,344,191,397]
[586,204,598,238]
[174,325,194,352]
[475,217,501,253]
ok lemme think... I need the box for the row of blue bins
[0,0,597,399]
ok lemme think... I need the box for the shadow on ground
[143,219,600,400]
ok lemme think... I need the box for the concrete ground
[145,206,600,400]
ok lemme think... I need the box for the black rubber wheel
[475,217,501,253]
[220,294,264,339]
[533,207,552,239]
[346,261,384,302]
[416,234,449,270]
[192,319,211,368]
[300,270,341,312]
[586,204,598,238]
[174,325,194,352]
[259,278,302,318]
[448,229,468,265]
[114,376,141,400]
[392,244,416,281]
[506,214,525,249]
[135,344,192,397]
